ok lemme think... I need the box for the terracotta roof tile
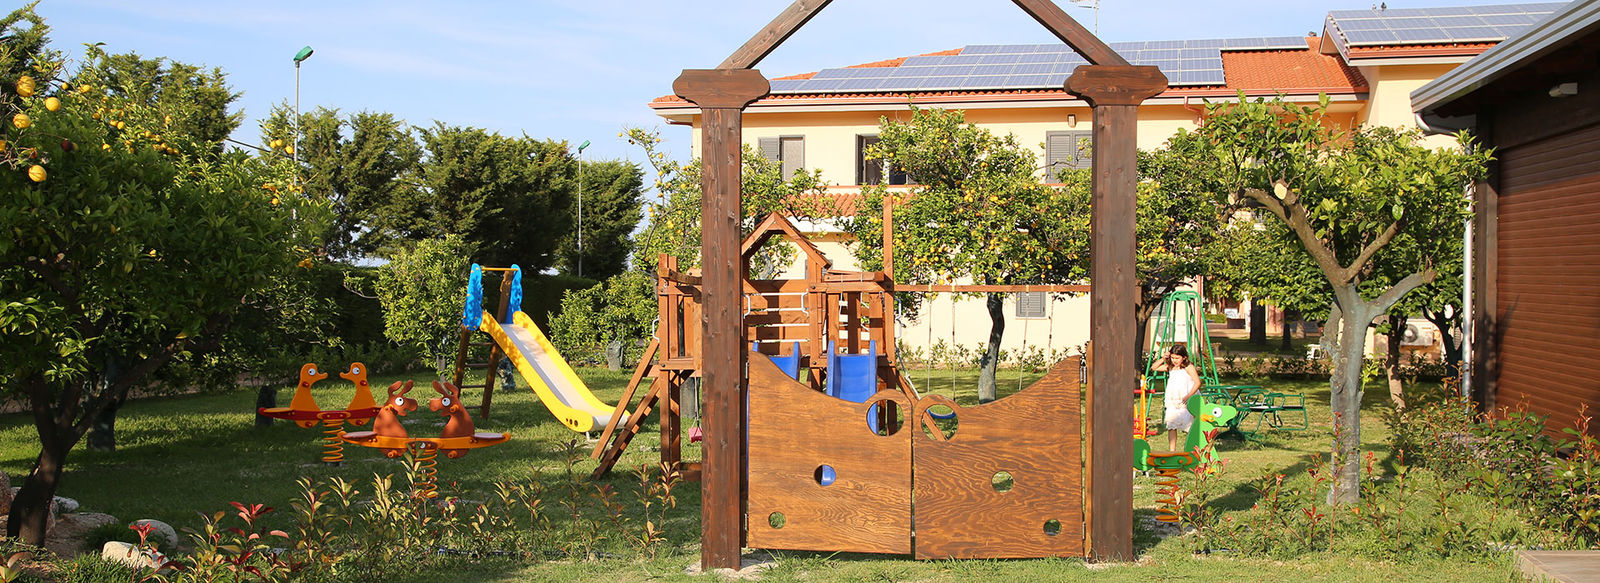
[1220,37,1368,93]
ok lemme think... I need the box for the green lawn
[1,367,1532,582]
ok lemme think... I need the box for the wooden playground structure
[587,212,1098,558]
[623,0,1164,567]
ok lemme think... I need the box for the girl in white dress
[1152,344,1202,452]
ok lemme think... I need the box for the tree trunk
[976,292,1005,403]
[1326,296,1368,505]
[254,386,277,428]
[1135,285,1159,364]
[86,396,123,452]
[1248,301,1267,346]
[1384,314,1407,409]
[8,442,67,545]
[1281,309,1296,353]
[1424,308,1463,376]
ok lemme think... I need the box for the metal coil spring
[1152,467,1183,523]
[321,420,345,465]
[408,442,439,499]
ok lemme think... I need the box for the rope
[1018,288,1029,394]
[924,283,933,392]
[949,283,957,395]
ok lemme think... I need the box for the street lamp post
[293,46,314,168]
[576,139,590,278]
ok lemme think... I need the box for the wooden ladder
[590,339,699,480]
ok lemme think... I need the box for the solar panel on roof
[1447,26,1501,41]
[1431,15,1487,27]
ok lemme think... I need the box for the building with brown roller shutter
[1416,0,1600,437]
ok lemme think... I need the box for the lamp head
[577,139,590,154]
[294,46,314,64]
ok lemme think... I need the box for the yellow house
[648,2,1561,362]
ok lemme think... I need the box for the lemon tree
[1173,95,1489,504]
[0,59,314,545]
[846,106,1085,403]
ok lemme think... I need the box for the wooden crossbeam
[716,0,834,70]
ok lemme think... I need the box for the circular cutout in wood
[768,512,786,529]
[866,399,904,436]
[1043,518,1062,536]
[814,464,837,486]
[992,471,1014,492]
[924,404,958,440]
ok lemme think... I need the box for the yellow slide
[479,310,623,432]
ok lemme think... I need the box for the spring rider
[257,363,382,465]
[342,380,510,498]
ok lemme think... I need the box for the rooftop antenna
[1069,0,1100,35]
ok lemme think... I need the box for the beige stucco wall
[1360,62,1462,147]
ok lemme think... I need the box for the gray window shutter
[1016,292,1047,318]
[1072,131,1093,169]
[759,137,781,162]
[1045,132,1074,178]
[781,136,804,178]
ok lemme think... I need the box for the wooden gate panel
[912,357,1084,559]
[746,353,912,554]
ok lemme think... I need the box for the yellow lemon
[284,144,294,155]
[12,113,30,129]
[43,97,59,112]
[269,138,282,149]
[27,165,45,182]
[15,76,34,97]
[0,140,7,152]
[270,197,280,205]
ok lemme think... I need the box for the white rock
[101,541,168,570]
[53,496,78,514]
[130,519,178,549]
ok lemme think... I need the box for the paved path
[1518,550,1600,582]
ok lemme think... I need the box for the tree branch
[1342,220,1403,283]
[1371,269,1437,316]
[1241,183,1346,284]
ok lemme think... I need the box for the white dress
[1163,367,1196,432]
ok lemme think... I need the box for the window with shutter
[858,135,883,185]
[856,134,910,186]
[1016,292,1047,319]
[758,137,781,162]
[1045,130,1093,181]
[780,136,804,178]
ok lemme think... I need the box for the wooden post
[882,195,896,362]
[673,68,769,571]
[1066,65,1166,563]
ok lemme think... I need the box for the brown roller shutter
[1495,121,1600,436]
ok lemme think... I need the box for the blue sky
[34,0,1538,165]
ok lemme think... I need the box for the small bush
[80,522,141,553]
[49,555,137,583]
